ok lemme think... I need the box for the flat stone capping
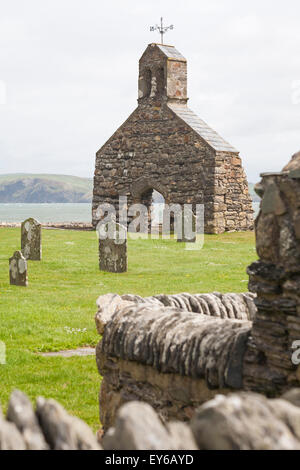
[260,171,286,177]
[96,294,252,389]
[119,292,256,320]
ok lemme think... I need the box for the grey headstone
[21,218,42,260]
[9,251,28,287]
[99,223,127,273]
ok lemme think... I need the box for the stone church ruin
[93,43,254,234]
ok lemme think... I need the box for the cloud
[0,0,300,182]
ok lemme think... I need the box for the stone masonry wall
[93,103,217,233]
[215,151,253,232]
[93,103,253,234]
[244,152,300,395]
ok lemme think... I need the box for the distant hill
[0,173,260,204]
[0,174,92,203]
[248,183,260,203]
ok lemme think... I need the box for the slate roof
[156,44,186,61]
[168,104,238,153]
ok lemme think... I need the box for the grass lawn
[0,228,256,430]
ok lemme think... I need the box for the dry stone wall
[95,293,254,430]
[120,292,256,320]
[4,389,300,450]
[244,151,300,395]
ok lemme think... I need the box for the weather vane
[150,17,174,44]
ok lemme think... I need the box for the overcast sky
[0,0,299,182]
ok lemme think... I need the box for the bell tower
[138,43,188,104]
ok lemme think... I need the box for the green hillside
[0,174,93,203]
[0,173,259,204]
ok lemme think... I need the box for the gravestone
[99,223,127,273]
[9,251,28,286]
[21,218,42,260]
[177,207,196,243]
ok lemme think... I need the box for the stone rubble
[0,390,101,450]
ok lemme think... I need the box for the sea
[0,202,260,224]
[0,203,92,223]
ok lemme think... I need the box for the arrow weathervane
[150,17,174,44]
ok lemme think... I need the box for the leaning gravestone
[21,218,42,260]
[177,207,196,243]
[99,223,127,273]
[9,251,28,287]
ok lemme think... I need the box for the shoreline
[0,222,94,231]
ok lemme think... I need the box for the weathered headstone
[177,207,196,243]
[9,251,28,287]
[99,223,127,273]
[21,218,42,260]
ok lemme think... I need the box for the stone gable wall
[93,103,253,233]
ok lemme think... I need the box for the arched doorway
[130,178,167,234]
[151,189,165,228]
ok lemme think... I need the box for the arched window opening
[139,68,152,99]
